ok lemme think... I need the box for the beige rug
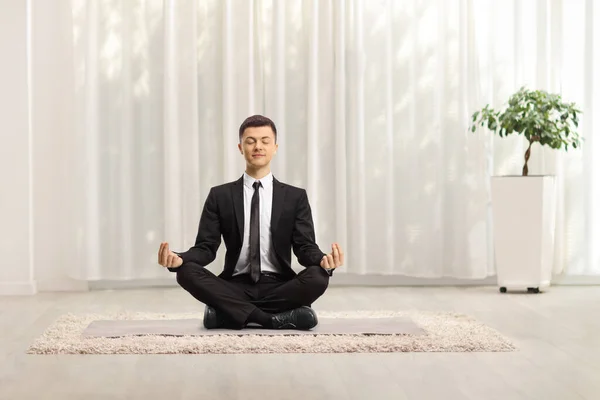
[27,310,515,354]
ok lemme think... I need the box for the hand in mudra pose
[320,243,344,271]
[158,242,183,268]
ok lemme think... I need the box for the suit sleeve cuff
[166,252,184,273]
[317,265,334,277]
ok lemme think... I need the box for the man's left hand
[320,243,344,271]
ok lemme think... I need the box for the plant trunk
[522,141,533,176]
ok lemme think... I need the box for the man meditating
[157,115,344,330]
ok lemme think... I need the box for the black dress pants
[175,262,330,328]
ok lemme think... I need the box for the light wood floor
[1,285,599,400]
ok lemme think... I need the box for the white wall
[0,0,35,295]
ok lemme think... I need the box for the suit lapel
[271,177,286,233]
[232,176,244,242]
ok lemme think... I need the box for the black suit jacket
[170,175,328,280]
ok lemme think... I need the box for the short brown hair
[238,115,277,142]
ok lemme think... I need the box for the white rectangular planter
[491,176,556,292]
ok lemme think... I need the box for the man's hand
[158,242,183,269]
[320,243,344,271]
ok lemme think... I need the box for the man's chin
[248,158,270,167]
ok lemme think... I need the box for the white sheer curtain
[65,0,600,281]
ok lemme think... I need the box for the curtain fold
[64,0,599,280]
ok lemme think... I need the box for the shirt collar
[243,171,273,189]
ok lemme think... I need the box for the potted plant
[471,87,582,293]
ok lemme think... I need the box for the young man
[157,115,344,330]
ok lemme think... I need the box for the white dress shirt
[233,172,281,276]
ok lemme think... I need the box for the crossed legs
[175,262,329,328]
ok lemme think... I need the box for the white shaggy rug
[27,310,515,354]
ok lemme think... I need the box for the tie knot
[253,181,262,190]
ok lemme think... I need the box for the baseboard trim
[329,274,498,286]
[35,278,89,292]
[552,275,600,285]
[89,279,176,290]
[0,281,37,295]
[87,273,600,290]
[89,275,499,289]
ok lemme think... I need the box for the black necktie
[249,181,262,283]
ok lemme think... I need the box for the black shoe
[271,306,318,330]
[203,305,226,329]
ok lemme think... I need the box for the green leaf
[468,88,583,155]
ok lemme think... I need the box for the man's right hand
[158,242,183,268]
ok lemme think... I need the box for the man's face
[238,126,278,168]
